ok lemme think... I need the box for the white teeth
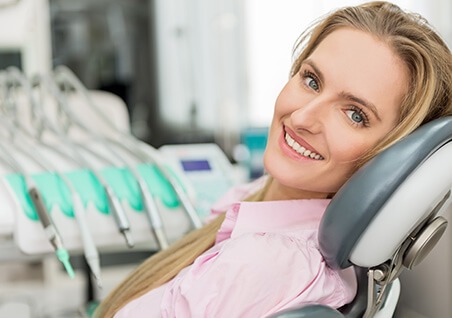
[284,133,324,160]
[298,146,306,154]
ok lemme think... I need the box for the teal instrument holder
[136,163,181,209]
[34,173,74,217]
[5,164,182,221]
[101,167,143,211]
[6,174,39,221]
[65,169,109,214]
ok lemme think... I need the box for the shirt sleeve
[160,232,354,318]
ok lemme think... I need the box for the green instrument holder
[5,164,183,221]
[6,174,40,221]
[65,169,109,214]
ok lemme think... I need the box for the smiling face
[263,28,409,200]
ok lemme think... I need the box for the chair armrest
[267,304,344,318]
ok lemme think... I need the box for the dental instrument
[3,135,103,287]
[51,130,135,249]
[28,185,75,279]
[35,69,170,249]
[29,73,135,248]
[1,69,107,286]
[2,67,135,248]
[76,142,169,250]
[0,141,75,279]
[53,66,203,229]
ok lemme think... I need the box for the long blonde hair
[96,2,452,317]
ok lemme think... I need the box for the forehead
[308,28,408,119]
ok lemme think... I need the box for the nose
[290,96,327,134]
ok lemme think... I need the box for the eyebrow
[339,92,382,122]
[303,59,382,121]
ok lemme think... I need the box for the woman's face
[264,28,409,200]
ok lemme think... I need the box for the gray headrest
[319,116,452,269]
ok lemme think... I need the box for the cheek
[266,115,281,150]
[327,127,375,165]
[326,141,371,192]
[333,140,368,163]
[267,86,293,141]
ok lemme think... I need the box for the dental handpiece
[137,179,169,250]
[30,187,63,250]
[105,185,134,248]
[160,168,203,229]
[71,192,102,287]
[10,140,102,287]
[28,186,75,278]
[83,142,169,251]
[89,137,203,230]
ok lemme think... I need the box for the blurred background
[0,0,451,317]
[2,0,451,159]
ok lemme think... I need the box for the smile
[284,133,324,160]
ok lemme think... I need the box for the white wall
[154,0,247,133]
[0,0,52,75]
[153,0,248,154]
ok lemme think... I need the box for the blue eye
[301,70,320,91]
[347,110,363,123]
[306,77,319,91]
[345,108,369,127]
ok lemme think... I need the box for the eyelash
[300,69,370,128]
[346,105,370,127]
[301,70,320,91]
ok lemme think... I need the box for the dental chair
[270,116,452,318]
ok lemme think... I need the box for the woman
[96,2,452,317]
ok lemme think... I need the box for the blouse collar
[216,199,331,243]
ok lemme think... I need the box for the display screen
[181,159,212,171]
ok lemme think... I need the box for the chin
[264,151,342,196]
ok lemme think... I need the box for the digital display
[181,159,212,171]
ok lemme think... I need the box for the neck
[262,177,329,201]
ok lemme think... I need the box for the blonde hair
[96,2,452,317]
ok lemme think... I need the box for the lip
[283,126,323,156]
[278,128,323,162]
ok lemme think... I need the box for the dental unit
[53,65,203,230]
[30,73,135,248]
[0,71,103,286]
[0,141,75,279]
[39,70,170,250]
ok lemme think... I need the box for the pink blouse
[114,178,357,317]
